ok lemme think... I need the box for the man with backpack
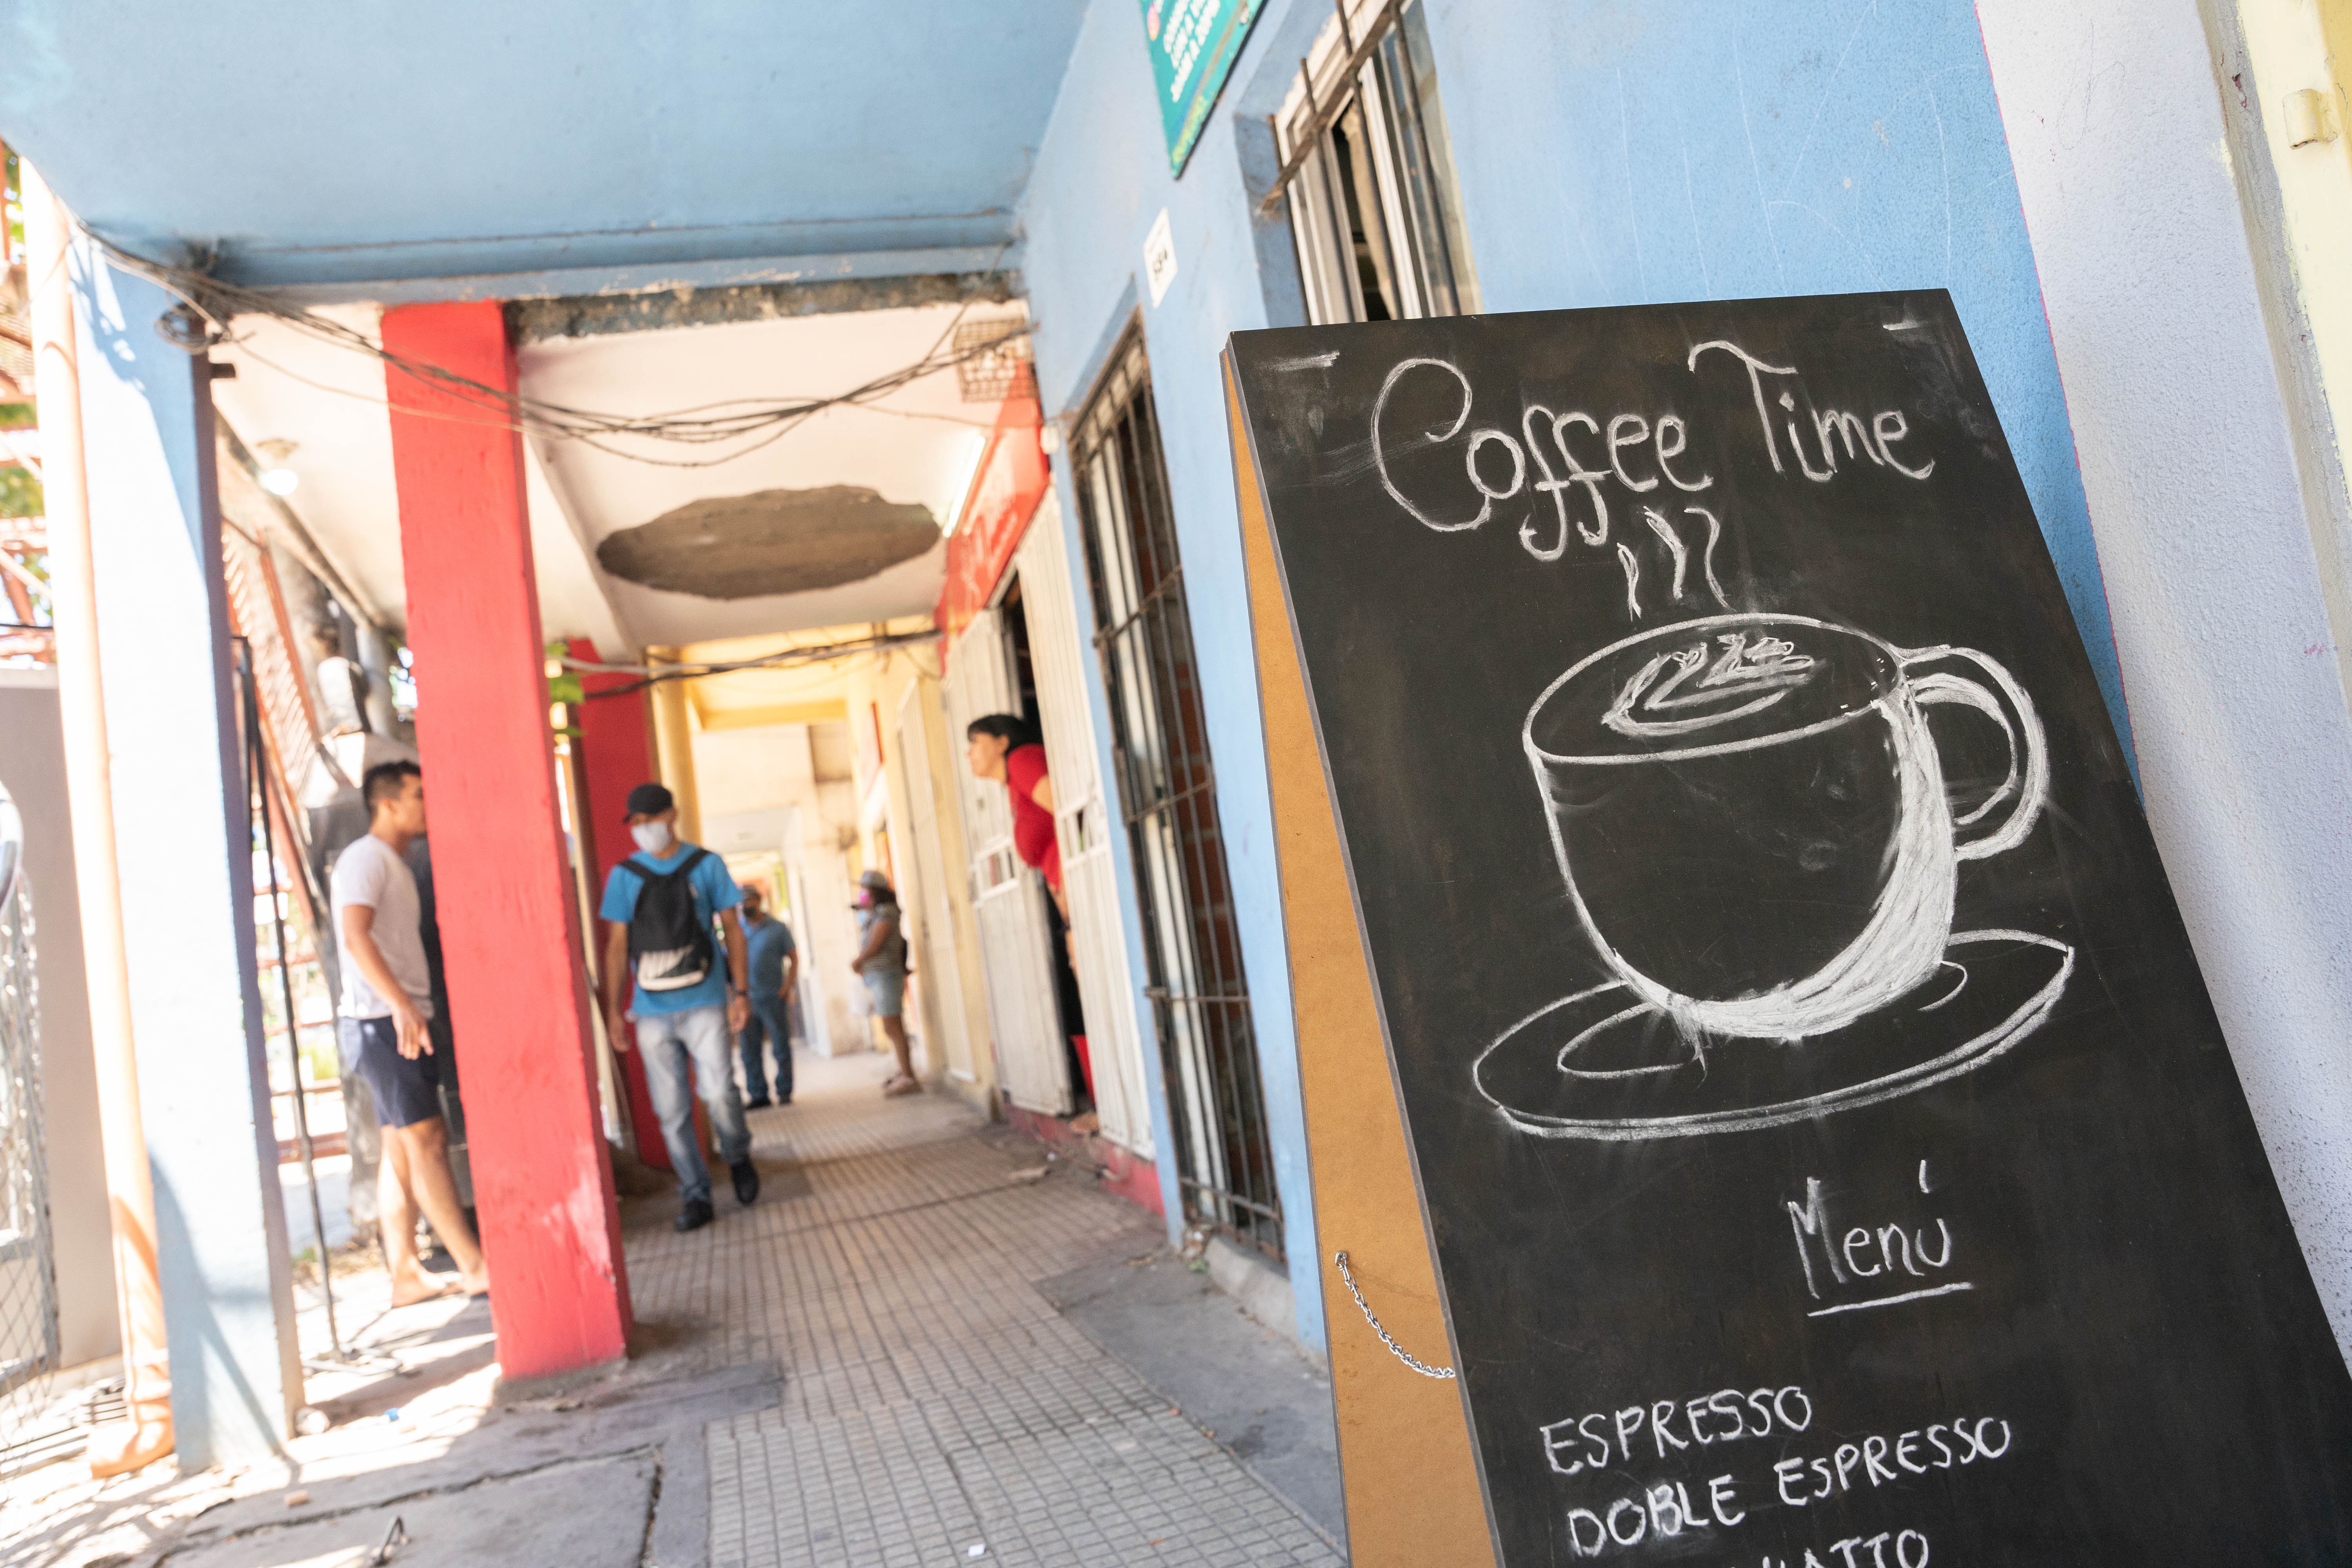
[598,782,759,1232]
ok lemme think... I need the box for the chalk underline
[1807,1281,1976,1318]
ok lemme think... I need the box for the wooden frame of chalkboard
[1227,292,2352,1566]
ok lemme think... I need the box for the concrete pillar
[352,617,407,742]
[568,637,671,1172]
[381,301,630,1379]
[70,241,301,1467]
[644,648,702,844]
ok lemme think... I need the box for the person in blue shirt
[735,883,799,1108]
[597,782,759,1233]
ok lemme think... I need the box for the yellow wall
[643,645,702,845]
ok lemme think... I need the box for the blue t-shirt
[599,845,742,1016]
[744,914,797,997]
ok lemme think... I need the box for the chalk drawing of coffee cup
[1523,613,2049,1041]
[1474,612,2073,1140]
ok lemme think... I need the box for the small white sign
[1143,208,1178,307]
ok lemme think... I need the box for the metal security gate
[0,782,59,1461]
[1072,329,1283,1259]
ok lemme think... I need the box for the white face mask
[630,820,674,854]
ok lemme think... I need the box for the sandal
[881,1073,921,1097]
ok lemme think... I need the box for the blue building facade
[1012,0,2134,1353]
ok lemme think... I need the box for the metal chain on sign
[1332,1251,1455,1379]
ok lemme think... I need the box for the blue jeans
[635,1004,750,1206]
[738,996,794,1103]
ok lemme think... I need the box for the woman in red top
[968,712,1098,1120]
[965,713,1066,916]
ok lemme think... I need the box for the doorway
[1000,577,1094,1117]
[943,601,1073,1118]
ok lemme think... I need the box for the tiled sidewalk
[637,1051,1343,1568]
[0,1050,1341,1568]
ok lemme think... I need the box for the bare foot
[459,1265,491,1298]
[389,1272,461,1307]
[881,1073,920,1097]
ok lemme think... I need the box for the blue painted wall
[1016,0,2129,1352]
[0,1,1088,286]
[1420,0,2126,745]
[1023,0,1341,1353]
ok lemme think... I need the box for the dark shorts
[350,1014,446,1129]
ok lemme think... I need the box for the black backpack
[624,848,715,993]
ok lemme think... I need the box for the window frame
[1266,0,1478,326]
[1069,325,1287,1261]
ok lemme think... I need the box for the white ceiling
[522,302,1010,648]
[211,307,408,627]
[210,298,1020,656]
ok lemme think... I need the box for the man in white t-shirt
[331,761,489,1303]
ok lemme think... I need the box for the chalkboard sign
[1227,294,2352,1565]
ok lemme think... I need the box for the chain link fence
[0,781,60,1470]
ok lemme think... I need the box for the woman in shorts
[849,870,918,1095]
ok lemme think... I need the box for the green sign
[1141,0,1267,175]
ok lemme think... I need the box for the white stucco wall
[1979,0,2352,1355]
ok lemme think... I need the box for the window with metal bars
[1266,0,1479,326]
[1071,330,1284,1260]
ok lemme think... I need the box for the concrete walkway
[2,1050,1344,1568]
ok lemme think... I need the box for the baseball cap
[623,782,675,820]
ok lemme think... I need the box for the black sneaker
[744,1095,773,1110]
[730,1160,761,1206]
[674,1198,714,1233]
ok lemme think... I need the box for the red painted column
[384,303,631,1377]
[567,637,670,1170]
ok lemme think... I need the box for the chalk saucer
[1471,929,2073,1141]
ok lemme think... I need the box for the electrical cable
[227,334,1006,448]
[566,626,941,696]
[82,230,1032,470]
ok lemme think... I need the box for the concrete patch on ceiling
[509,272,1017,341]
[597,486,940,600]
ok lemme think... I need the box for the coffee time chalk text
[1686,341,1935,485]
[1368,340,1933,621]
